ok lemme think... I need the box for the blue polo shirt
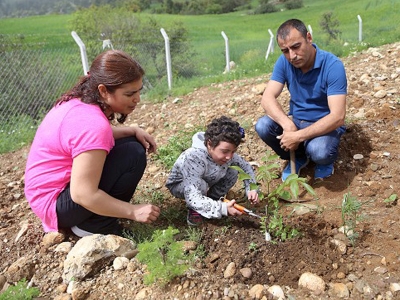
[271,44,347,122]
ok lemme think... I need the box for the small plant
[136,226,193,286]
[248,242,258,252]
[232,152,316,242]
[341,192,367,246]
[184,227,206,259]
[384,193,397,206]
[0,279,40,300]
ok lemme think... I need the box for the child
[166,116,259,226]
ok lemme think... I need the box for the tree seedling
[231,150,316,242]
[341,192,367,246]
[136,226,193,286]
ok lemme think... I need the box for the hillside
[0,42,399,299]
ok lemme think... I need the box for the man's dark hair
[204,116,242,148]
[277,19,308,41]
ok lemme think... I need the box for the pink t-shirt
[24,99,115,232]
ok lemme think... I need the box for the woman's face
[207,140,237,165]
[99,78,143,116]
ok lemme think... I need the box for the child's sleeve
[181,153,228,219]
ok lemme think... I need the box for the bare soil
[0,42,399,299]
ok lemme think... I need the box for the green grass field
[1,0,399,51]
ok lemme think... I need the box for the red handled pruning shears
[222,198,262,218]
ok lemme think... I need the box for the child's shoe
[187,209,203,226]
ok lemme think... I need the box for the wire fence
[0,31,273,152]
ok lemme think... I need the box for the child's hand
[247,190,259,205]
[226,199,243,216]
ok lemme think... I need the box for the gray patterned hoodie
[166,132,257,219]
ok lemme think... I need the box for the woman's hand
[134,127,157,154]
[226,199,243,216]
[247,190,259,205]
[132,203,160,223]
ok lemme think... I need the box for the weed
[341,192,367,246]
[184,227,206,259]
[0,279,40,300]
[123,223,156,244]
[214,225,231,235]
[383,193,397,206]
[184,227,203,243]
[160,204,187,224]
[136,226,193,286]
[248,242,258,252]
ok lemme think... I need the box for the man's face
[277,27,315,73]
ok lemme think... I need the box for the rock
[223,262,236,278]
[330,238,347,255]
[42,232,65,249]
[239,267,252,279]
[135,287,152,300]
[6,256,35,283]
[390,282,400,293]
[179,240,198,252]
[298,272,326,295]
[113,257,129,270]
[267,285,285,299]
[54,242,73,253]
[248,284,265,299]
[328,282,350,298]
[252,83,267,95]
[63,234,136,283]
[0,274,6,290]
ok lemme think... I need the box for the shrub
[319,11,342,41]
[136,226,193,285]
[284,0,303,10]
[0,279,40,300]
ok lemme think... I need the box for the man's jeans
[255,115,346,165]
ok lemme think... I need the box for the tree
[319,11,341,40]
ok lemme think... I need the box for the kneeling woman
[24,50,160,237]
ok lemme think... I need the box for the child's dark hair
[204,116,244,148]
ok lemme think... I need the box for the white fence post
[265,29,274,60]
[102,39,114,50]
[308,25,313,38]
[71,31,89,75]
[221,31,230,72]
[357,15,363,42]
[160,28,172,90]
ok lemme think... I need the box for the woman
[24,50,160,237]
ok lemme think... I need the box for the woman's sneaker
[187,209,203,226]
[314,163,334,180]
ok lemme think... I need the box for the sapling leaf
[289,180,299,198]
[301,182,317,196]
[250,183,259,191]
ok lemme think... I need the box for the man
[255,19,347,181]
